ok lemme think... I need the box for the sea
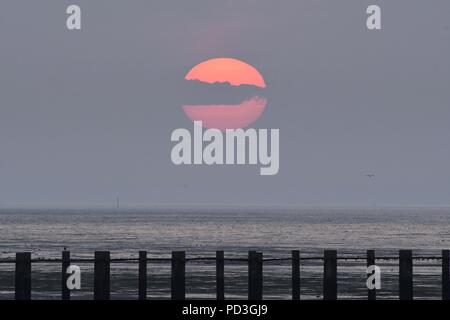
[1,207,450,300]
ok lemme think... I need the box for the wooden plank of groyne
[61,251,70,300]
[367,250,376,300]
[94,251,110,300]
[216,251,225,300]
[443,250,450,300]
[138,251,147,300]
[171,251,185,300]
[292,250,300,300]
[15,252,31,300]
[399,250,413,300]
[323,250,337,300]
[248,251,263,300]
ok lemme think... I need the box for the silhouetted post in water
[171,251,185,300]
[399,250,413,300]
[323,250,337,300]
[216,251,225,300]
[248,251,263,300]
[15,252,31,300]
[442,250,450,300]
[61,251,70,300]
[367,250,376,300]
[292,250,300,300]
[94,251,110,300]
[138,251,147,300]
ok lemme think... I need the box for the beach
[0,207,449,299]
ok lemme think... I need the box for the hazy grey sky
[1,0,449,207]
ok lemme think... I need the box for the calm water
[0,207,449,299]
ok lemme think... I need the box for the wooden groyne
[2,249,450,300]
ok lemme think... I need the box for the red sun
[185,57,266,88]
[183,58,267,131]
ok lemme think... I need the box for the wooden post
[367,250,376,300]
[171,251,185,300]
[94,251,110,300]
[15,252,31,300]
[323,250,337,300]
[443,250,450,300]
[138,251,147,300]
[216,251,225,300]
[61,251,70,300]
[399,250,413,300]
[292,250,300,300]
[248,251,263,300]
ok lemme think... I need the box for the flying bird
[366,174,375,178]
